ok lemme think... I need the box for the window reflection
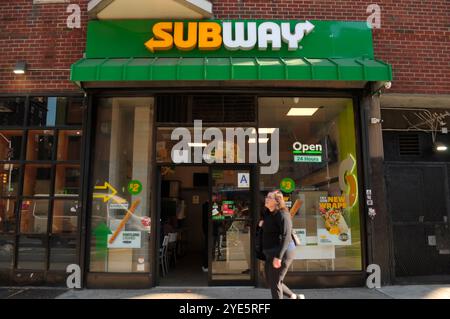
[0,199,17,233]
[0,236,14,269]
[0,130,22,160]
[29,97,84,126]
[52,199,79,234]
[55,165,80,195]
[0,98,25,126]
[20,199,49,234]
[23,164,52,196]
[0,164,20,197]
[49,236,78,271]
[17,236,46,270]
[57,130,82,161]
[26,130,54,161]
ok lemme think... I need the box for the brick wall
[0,0,448,94]
[0,0,87,93]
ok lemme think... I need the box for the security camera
[384,81,392,89]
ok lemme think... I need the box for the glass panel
[23,164,52,196]
[0,164,20,197]
[258,97,362,272]
[29,97,83,126]
[0,199,17,233]
[49,236,78,271]
[89,97,153,273]
[26,130,54,161]
[57,130,82,161]
[20,199,49,234]
[211,169,252,281]
[66,98,84,125]
[0,97,25,126]
[0,130,22,160]
[17,236,46,270]
[0,236,14,269]
[52,199,79,234]
[55,164,80,195]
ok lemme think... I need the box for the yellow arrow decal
[94,182,118,203]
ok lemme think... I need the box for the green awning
[71,57,392,82]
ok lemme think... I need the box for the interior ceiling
[96,0,206,19]
[258,97,350,126]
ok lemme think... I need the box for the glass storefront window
[19,199,49,234]
[52,199,79,234]
[0,199,17,233]
[57,130,82,161]
[0,236,14,269]
[29,97,84,126]
[0,98,25,126]
[55,164,80,195]
[258,97,362,272]
[0,164,20,197]
[23,164,52,196]
[49,236,78,271]
[0,130,22,160]
[89,97,153,273]
[26,130,54,161]
[17,236,46,270]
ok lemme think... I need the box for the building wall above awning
[71,57,392,83]
[88,0,213,20]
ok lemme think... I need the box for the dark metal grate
[156,95,189,122]
[398,133,421,156]
[157,95,256,123]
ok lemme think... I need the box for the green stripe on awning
[71,57,392,82]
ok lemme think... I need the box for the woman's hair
[268,190,289,213]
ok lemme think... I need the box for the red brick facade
[0,0,449,94]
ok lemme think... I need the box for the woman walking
[261,190,304,299]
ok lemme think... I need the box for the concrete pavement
[1,285,450,299]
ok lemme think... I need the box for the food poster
[317,196,352,245]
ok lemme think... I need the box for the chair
[159,235,169,277]
[167,232,178,266]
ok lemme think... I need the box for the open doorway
[158,165,209,286]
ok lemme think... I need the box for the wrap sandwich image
[319,206,349,238]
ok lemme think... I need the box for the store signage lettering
[145,21,315,52]
[293,141,322,163]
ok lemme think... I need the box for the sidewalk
[1,285,450,299]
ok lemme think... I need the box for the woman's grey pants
[264,249,295,299]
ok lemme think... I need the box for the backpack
[255,225,266,261]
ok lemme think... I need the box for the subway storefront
[0,14,392,288]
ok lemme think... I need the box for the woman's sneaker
[290,294,306,299]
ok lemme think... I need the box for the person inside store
[261,190,305,299]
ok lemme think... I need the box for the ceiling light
[13,61,27,75]
[293,97,300,104]
[258,128,276,134]
[249,138,269,144]
[435,143,448,152]
[286,108,318,116]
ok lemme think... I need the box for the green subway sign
[85,20,375,59]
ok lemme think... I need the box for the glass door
[209,167,253,284]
